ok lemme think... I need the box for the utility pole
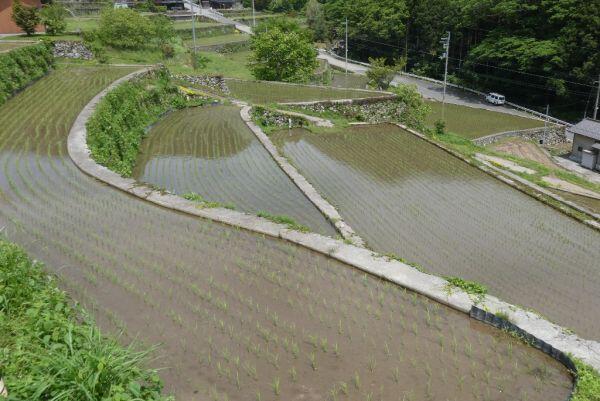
[544,104,550,134]
[192,9,197,56]
[440,31,451,121]
[345,17,348,76]
[252,0,256,28]
[593,73,600,120]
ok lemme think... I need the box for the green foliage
[305,0,326,41]
[0,43,54,106]
[257,211,310,232]
[242,0,270,11]
[149,14,175,46]
[444,276,488,301]
[249,27,318,83]
[366,57,404,90]
[572,359,600,401]
[0,240,172,401]
[269,0,307,12]
[11,0,40,36]
[97,8,155,49]
[40,4,67,35]
[390,83,430,129]
[191,52,210,70]
[434,119,445,135]
[87,69,209,177]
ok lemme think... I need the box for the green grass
[182,192,235,210]
[572,359,600,401]
[0,240,171,401]
[185,33,250,47]
[226,79,385,104]
[257,211,310,232]
[425,100,545,139]
[0,34,81,41]
[170,50,254,79]
[0,42,36,52]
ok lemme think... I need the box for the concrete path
[183,0,253,34]
[477,153,537,174]
[317,50,541,119]
[553,156,600,185]
[543,176,600,200]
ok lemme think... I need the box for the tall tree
[305,0,326,41]
[12,0,40,36]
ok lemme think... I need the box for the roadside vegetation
[0,240,171,401]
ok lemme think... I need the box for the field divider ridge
[67,71,600,374]
[239,105,364,246]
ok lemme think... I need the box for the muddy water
[0,69,573,401]
[132,106,336,236]
[274,124,600,341]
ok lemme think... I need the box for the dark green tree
[12,0,40,36]
[40,3,67,35]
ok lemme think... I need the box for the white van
[485,92,505,105]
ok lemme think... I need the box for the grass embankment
[425,100,545,138]
[0,43,54,106]
[0,240,171,401]
[87,68,214,176]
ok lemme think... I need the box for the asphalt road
[318,51,539,119]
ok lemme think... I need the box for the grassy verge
[572,359,600,401]
[444,276,488,303]
[0,240,172,401]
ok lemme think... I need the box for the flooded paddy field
[549,189,600,215]
[273,124,600,340]
[0,68,575,400]
[425,101,544,138]
[225,79,385,104]
[132,105,335,236]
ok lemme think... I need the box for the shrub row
[87,68,212,177]
[0,43,54,106]
[0,239,172,401]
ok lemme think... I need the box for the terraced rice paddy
[550,190,600,215]
[185,33,250,47]
[0,42,35,52]
[0,67,574,400]
[425,101,545,138]
[273,124,600,340]
[226,79,385,104]
[133,106,335,235]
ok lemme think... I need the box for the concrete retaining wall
[67,70,600,377]
[473,126,567,147]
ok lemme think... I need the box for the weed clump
[0,240,171,401]
[444,276,488,302]
[257,211,310,232]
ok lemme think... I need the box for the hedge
[0,43,54,106]
[0,239,173,401]
[87,68,212,177]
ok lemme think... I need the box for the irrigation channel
[0,67,575,400]
[272,124,600,342]
[133,106,336,236]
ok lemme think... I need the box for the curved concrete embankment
[67,70,600,373]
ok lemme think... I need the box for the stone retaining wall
[67,70,600,377]
[473,126,567,147]
[52,41,93,60]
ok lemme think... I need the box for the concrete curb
[66,71,600,374]
[240,106,364,247]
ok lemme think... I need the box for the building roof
[567,118,600,141]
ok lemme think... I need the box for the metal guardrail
[321,50,571,126]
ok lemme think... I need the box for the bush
[391,83,430,129]
[87,68,212,176]
[0,240,173,401]
[0,43,54,106]
[434,119,446,135]
[11,0,40,36]
[97,8,154,49]
[366,57,405,90]
[40,3,67,35]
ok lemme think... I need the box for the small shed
[567,118,600,171]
